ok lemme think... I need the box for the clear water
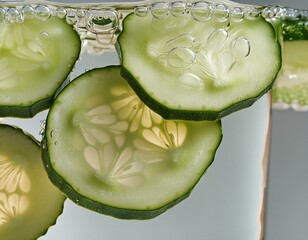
[0,1,306,240]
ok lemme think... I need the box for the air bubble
[231,37,250,58]
[5,8,24,23]
[191,2,212,22]
[213,4,229,22]
[86,10,118,34]
[262,6,284,20]
[22,5,35,19]
[66,9,77,25]
[245,7,260,20]
[230,7,244,22]
[35,5,52,21]
[56,7,67,18]
[134,6,148,17]
[151,2,170,19]
[284,8,301,20]
[170,1,186,17]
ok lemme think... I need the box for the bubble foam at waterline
[0,1,305,54]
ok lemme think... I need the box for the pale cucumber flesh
[117,11,281,120]
[42,66,222,219]
[0,124,65,240]
[0,17,81,117]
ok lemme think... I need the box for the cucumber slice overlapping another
[42,66,222,219]
[0,17,81,118]
[117,5,281,120]
[0,124,65,240]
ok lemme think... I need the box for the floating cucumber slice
[0,124,65,240]
[272,19,308,110]
[0,17,81,118]
[117,7,281,120]
[42,66,222,219]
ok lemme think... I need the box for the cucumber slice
[117,7,281,120]
[0,124,65,240]
[42,66,222,219]
[0,17,81,118]
[272,18,308,110]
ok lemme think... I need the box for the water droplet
[213,4,229,22]
[171,1,187,17]
[178,73,204,89]
[86,10,118,34]
[207,28,228,48]
[22,5,35,19]
[54,140,60,146]
[151,2,170,19]
[230,7,244,22]
[134,6,148,17]
[245,7,260,20]
[231,37,250,58]
[167,47,196,68]
[191,2,212,22]
[35,5,52,21]
[56,7,67,19]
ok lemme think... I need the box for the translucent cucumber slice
[0,124,65,240]
[272,41,308,110]
[0,17,81,118]
[42,66,222,219]
[117,7,281,120]
[272,19,308,110]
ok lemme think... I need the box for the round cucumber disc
[42,66,222,219]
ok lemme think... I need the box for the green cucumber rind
[41,121,222,220]
[0,124,66,240]
[117,14,281,121]
[120,65,278,121]
[41,65,223,219]
[0,18,81,118]
[0,96,53,118]
[282,19,308,41]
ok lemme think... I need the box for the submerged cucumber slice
[272,19,308,110]
[117,8,281,120]
[0,17,81,118]
[42,66,222,219]
[0,124,65,240]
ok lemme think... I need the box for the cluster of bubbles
[0,1,305,52]
[134,1,293,22]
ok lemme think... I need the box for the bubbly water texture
[0,1,303,54]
